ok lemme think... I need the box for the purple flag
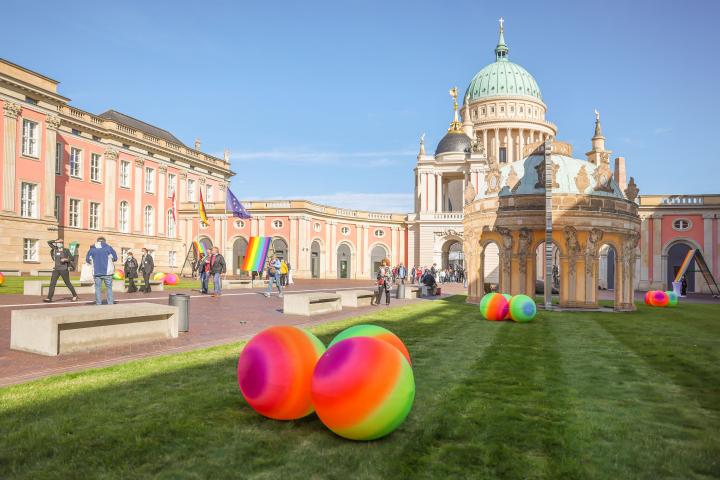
[226,188,252,219]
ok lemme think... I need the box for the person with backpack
[264,255,283,298]
[85,236,118,305]
[43,238,78,303]
[124,251,139,293]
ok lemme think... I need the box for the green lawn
[0,276,51,295]
[1,297,719,479]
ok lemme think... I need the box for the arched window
[144,205,154,236]
[374,229,385,238]
[167,209,175,238]
[119,201,129,233]
[672,219,691,231]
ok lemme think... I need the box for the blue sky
[4,0,719,212]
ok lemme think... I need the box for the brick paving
[0,279,465,387]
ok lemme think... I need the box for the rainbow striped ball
[113,269,125,281]
[650,290,669,307]
[238,326,326,420]
[502,293,513,320]
[0,272,5,286]
[666,291,679,307]
[164,273,178,285]
[329,324,411,365]
[509,294,537,322]
[311,337,415,441]
[644,291,653,305]
[480,293,509,321]
[153,272,166,282]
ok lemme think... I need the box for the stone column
[330,221,337,275]
[436,173,443,212]
[179,173,188,203]
[363,225,369,277]
[103,148,119,230]
[418,170,426,212]
[482,129,488,153]
[704,214,714,293]
[427,172,436,214]
[222,217,230,267]
[494,128,500,162]
[133,158,144,233]
[250,216,259,236]
[2,101,21,213]
[289,215,299,271]
[651,214,662,288]
[506,128,513,163]
[391,226,398,265]
[519,128,525,160]
[44,114,61,219]
[257,215,265,236]
[158,166,167,235]
[639,214,649,288]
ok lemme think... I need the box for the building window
[119,201,129,233]
[23,239,39,262]
[20,182,38,218]
[490,106,495,113]
[271,219,284,229]
[314,222,321,232]
[167,209,176,238]
[69,148,82,178]
[89,202,100,230]
[21,119,39,157]
[235,220,245,229]
[121,247,130,263]
[499,147,507,163]
[90,153,102,182]
[54,195,61,221]
[481,107,486,115]
[145,167,155,193]
[340,226,350,236]
[374,229,385,237]
[206,184,214,202]
[188,179,196,202]
[120,160,130,188]
[167,173,176,198]
[144,205,154,235]
[25,96,38,105]
[55,143,63,175]
[672,219,691,231]
[169,251,177,268]
[69,199,81,228]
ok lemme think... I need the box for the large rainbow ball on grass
[311,336,415,440]
[329,324,411,365]
[509,294,537,322]
[644,291,653,305]
[650,290,669,307]
[502,293,513,320]
[163,273,178,285]
[0,272,4,286]
[479,293,509,321]
[153,272,166,282]
[666,291,679,307]
[238,326,326,420]
[113,269,125,281]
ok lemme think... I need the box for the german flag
[198,191,209,226]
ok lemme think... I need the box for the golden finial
[448,87,462,132]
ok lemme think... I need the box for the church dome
[435,131,471,156]
[464,20,542,102]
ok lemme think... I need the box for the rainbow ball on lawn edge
[238,326,326,420]
[509,294,537,322]
[666,291,679,307]
[480,293,509,321]
[163,273,178,285]
[0,272,4,286]
[644,291,653,305]
[113,269,125,280]
[501,293,513,320]
[153,272,166,282]
[650,290,669,307]
[329,324,411,365]
[311,336,415,441]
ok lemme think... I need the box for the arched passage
[232,237,248,276]
[311,240,321,279]
[534,241,560,295]
[272,237,288,260]
[483,242,500,287]
[598,244,617,291]
[337,243,352,279]
[667,242,695,292]
[442,240,464,270]
[370,244,388,275]
[198,236,213,255]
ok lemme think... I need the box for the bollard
[396,283,405,299]
[169,293,190,332]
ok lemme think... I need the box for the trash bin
[396,283,405,299]
[169,293,190,332]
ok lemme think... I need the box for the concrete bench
[24,279,125,296]
[30,269,55,276]
[420,285,438,297]
[0,269,21,276]
[10,302,178,356]
[283,292,342,316]
[337,289,376,307]
[224,279,269,289]
[399,286,421,299]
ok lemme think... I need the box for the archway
[198,236,213,254]
[483,242,500,290]
[370,244,388,275]
[311,240,321,278]
[598,244,617,291]
[534,241,560,296]
[272,237,288,260]
[337,243,352,279]
[232,237,248,276]
[442,240,464,270]
[667,242,695,292]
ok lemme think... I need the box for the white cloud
[218,148,415,166]
[245,192,414,214]
[654,127,672,135]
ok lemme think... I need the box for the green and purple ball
[509,294,537,322]
[666,291,679,307]
[479,293,509,321]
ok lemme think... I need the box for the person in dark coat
[374,260,392,306]
[681,275,688,297]
[197,253,210,294]
[207,246,227,297]
[139,248,154,293]
[124,252,139,293]
[44,238,78,302]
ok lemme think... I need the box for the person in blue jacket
[85,236,118,305]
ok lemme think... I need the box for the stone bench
[420,285,439,296]
[10,302,178,356]
[337,289,376,307]
[30,269,55,276]
[23,279,125,296]
[224,279,269,289]
[0,269,21,276]
[283,292,342,316]
[398,286,421,299]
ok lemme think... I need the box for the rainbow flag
[674,249,695,282]
[242,236,272,272]
[198,191,209,226]
[193,240,207,257]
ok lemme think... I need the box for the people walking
[208,246,226,297]
[264,255,283,298]
[280,259,289,286]
[139,248,154,293]
[197,253,209,294]
[86,236,118,305]
[681,274,688,297]
[43,238,78,303]
[124,252,139,293]
[375,259,392,306]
